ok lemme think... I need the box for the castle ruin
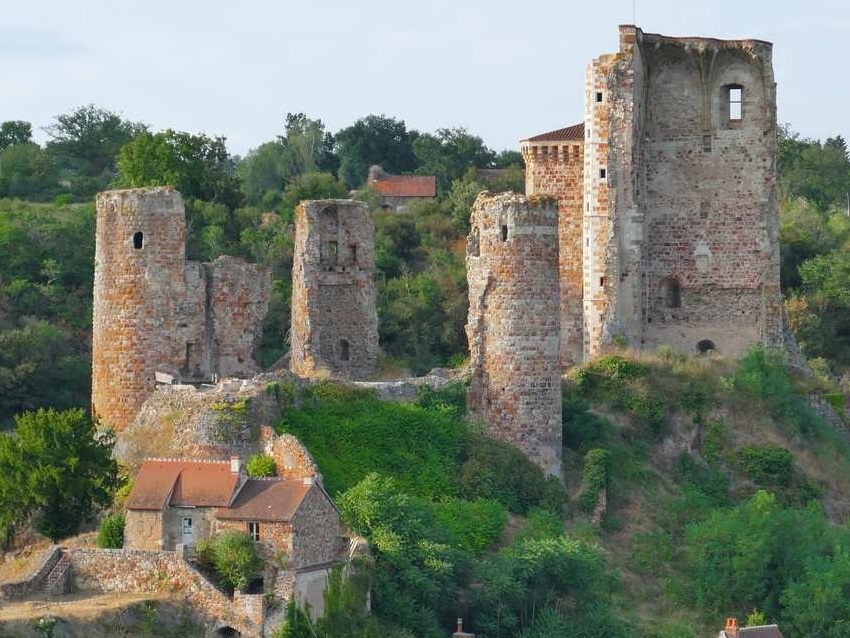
[290,199,379,380]
[522,25,783,366]
[91,187,271,431]
[466,192,563,478]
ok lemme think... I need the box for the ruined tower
[466,192,562,478]
[290,199,378,380]
[92,187,271,430]
[523,25,783,362]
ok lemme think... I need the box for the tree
[208,531,263,592]
[0,408,120,542]
[335,115,418,187]
[0,120,33,151]
[45,105,144,193]
[412,128,496,193]
[0,143,59,200]
[116,129,243,209]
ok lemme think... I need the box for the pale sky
[2,0,848,156]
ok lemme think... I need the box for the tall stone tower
[92,187,271,431]
[466,192,562,478]
[522,25,783,362]
[290,199,378,380]
[521,124,585,367]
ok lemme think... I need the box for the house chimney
[452,617,475,638]
[230,455,242,474]
[725,618,739,638]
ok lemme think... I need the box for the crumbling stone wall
[290,199,378,380]
[523,26,783,361]
[521,134,585,367]
[92,187,271,431]
[466,192,563,478]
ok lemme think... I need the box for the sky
[2,0,848,156]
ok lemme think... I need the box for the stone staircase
[44,549,70,595]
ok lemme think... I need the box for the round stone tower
[466,191,563,478]
[92,187,187,430]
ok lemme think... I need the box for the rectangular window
[595,91,603,103]
[729,87,743,121]
[247,521,260,542]
[599,168,606,179]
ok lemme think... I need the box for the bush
[97,513,125,549]
[579,449,611,513]
[246,453,277,477]
[435,498,508,554]
[209,531,263,592]
[456,434,564,514]
[736,445,794,488]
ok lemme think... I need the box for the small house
[366,165,436,211]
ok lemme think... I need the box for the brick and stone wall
[466,192,563,478]
[290,199,378,380]
[70,548,264,636]
[124,510,164,550]
[92,188,272,431]
[0,546,62,600]
[522,139,585,367]
[291,483,342,568]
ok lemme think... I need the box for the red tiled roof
[214,478,313,522]
[126,459,241,510]
[371,174,436,198]
[523,123,585,142]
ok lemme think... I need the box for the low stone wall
[0,546,62,600]
[69,548,262,636]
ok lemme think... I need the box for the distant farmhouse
[366,165,436,211]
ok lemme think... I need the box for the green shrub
[209,531,263,592]
[562,388,611,452]
[674,453,730,506]
[246,453,277,477]
[415,381,468,418]
[578,449,610,513]
[97,513,125,549]
[700,420,729,463]
[736,445,794,488]
[435,498,508,554]
[456,434,563,514]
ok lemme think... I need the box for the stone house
[719,618,784,638]
[124,457,342,569]
[366,165,436,211]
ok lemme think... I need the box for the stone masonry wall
[629,28,782,355]
[291,483,342,568]
[522,140,585,367]
[70,548,264,637]
[290,199,378,380]
[92,188,271,431]
[466,192,563,477]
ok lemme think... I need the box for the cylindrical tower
[91,187,186,430]
[466,192,562,478]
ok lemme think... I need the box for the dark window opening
[696,339,716,354]
[246,577,264,595]
[599,276,605,287]
[595,91,603,103]
[729,86,743,121]
[469,228,480,257]
[702,135,712,152]
[212,627,241,637]
[348,243,357,264]
[599,168,606,179]
[663,278,682,308]
[339,339,350,361]
[247,521,260,542]
[133,231,144,249]
[501,225,508,242]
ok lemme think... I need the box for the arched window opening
[133,231,144,249]
[696,339,716,354]
[662,278,682,308]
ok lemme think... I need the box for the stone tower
[521,124,585,367]
[92,187,270,431]
[466,192,562,478]
[523,25,783,362]
[290,199,378,380]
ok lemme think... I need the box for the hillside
[262,347,850,638]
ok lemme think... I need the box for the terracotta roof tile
[372,174,436,198]
[215,478,313,522]
[523,123,585,143]
[126,459,241,511]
